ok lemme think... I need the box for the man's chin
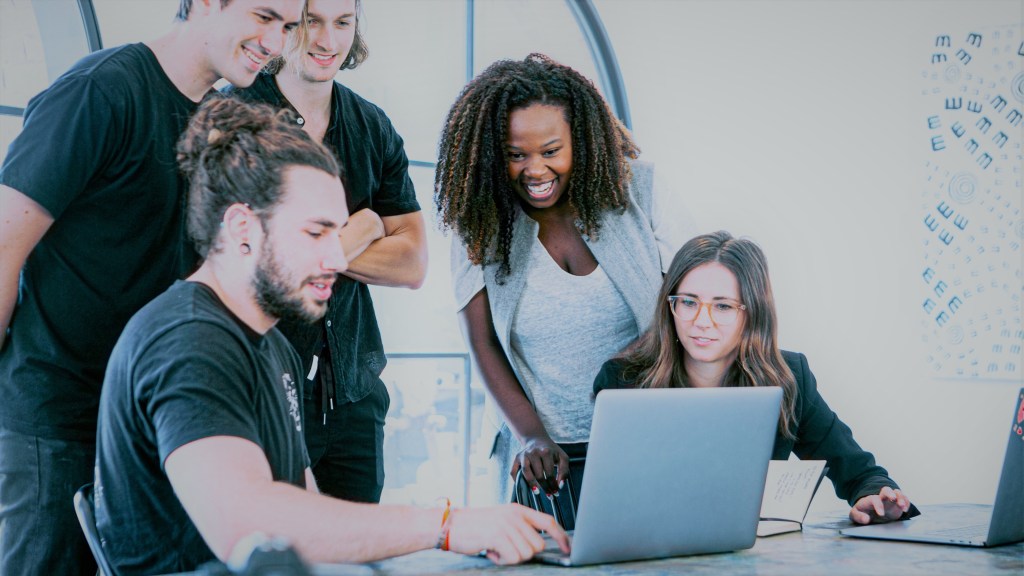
[298,302,329,324]
[300,69,340,85]
[265,303,327,326]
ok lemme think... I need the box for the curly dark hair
[434,53,640,279]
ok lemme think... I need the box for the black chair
[512,447,587,531]
[73,483,115,576]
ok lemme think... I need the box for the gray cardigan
[451,161,675,492]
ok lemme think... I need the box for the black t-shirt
[0,43,199,440]
[225,75,419,404]
[95,281,308,576]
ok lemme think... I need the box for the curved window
[2,0,629,506]
[0,0,93,160]
[343,0,630,506]
[91,0,177,48]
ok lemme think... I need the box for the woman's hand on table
[850,486,911,524]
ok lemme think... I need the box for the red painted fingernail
[531,486,540,495]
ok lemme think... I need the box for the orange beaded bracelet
[436,497,452,551]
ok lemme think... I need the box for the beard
[252,242,328,325]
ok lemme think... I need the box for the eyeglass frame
[666,295,747,326]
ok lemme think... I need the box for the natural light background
[0,0,1020,512]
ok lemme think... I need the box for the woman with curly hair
[435,53,683,500]
[594,231,919,525]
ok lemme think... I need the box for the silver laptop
[535,386,783,566]
[840,387,1024,547]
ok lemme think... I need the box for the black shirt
[0,43,199,440]
[96,281,308,576]
[225,74,419,405]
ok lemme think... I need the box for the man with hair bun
[0,2,301,574]
[95,97,568,576]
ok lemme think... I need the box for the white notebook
[757,460,827,537]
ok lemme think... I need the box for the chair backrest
[74,483,115,576]
[512,455,586,531]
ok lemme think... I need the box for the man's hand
[446,504,569,565]
[340,208,386,262]
[340,210,426,288]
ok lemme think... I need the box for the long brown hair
[434,53,639,280]
[618,231,798,438]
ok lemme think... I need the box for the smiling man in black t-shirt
[0,2,301,574]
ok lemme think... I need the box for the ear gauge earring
[240,243,251,255]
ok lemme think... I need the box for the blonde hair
[264,0,368,75]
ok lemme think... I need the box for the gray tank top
[509,235,638,443]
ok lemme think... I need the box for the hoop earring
[240,243,251,255]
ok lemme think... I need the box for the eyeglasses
[667,296,747,326]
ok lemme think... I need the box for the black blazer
[594,350,917,509]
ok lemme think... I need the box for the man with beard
[94,97,568,576]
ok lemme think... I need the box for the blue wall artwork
[921,25,1023,381]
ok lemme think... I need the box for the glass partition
[4,0,628,507]
[473,0,598,86]
[0,115,22,162]
[0,0,92,163]
[91,0,177,47]
[355,0,618,505]
[340,0,469,165]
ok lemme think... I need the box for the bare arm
[304,468,318,493]
[459,290,569,489]
[340,209,427,289]
[0,185,54,349]
[165,436,567,564]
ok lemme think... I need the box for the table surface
[307,504,1023,576]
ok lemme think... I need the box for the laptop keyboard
[541,531,574,552]
[923,524,987,540]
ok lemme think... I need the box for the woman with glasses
[435,54,682,501]
[594,231,918,525]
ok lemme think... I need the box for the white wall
[11,0,1018,510]
[594,0,1023,508]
